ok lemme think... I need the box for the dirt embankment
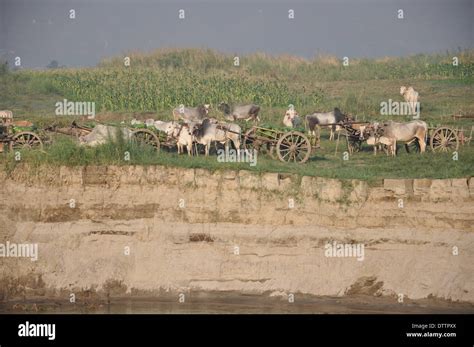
[0,164,473,308]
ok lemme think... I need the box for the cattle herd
[2,85,436,159]
[94,85,425,158]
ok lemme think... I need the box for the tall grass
[99,48,474,81]
[3,132,159,168]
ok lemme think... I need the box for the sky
[0,0,473,68]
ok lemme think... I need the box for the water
[2,292,473,314]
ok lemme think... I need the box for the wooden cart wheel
[10,131,43,151]
[243,127,273,157]
[430,127,459,152]
[131,129,160,151]
[276,131,311,163]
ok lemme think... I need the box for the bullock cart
[46,121,162,150]
[406,126,470,153]
[348,121,469,154]
[0,113,43,152]
[242,126,312,163]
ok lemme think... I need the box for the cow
[370,120,428,156]
[305,107,347,140]
[79,124,132,147]
[170,123,194,156]
[400,86,419,115]
[172,104,210,123]
[363,123,395,156]
[283,108,301,128]
[192,118,241,156]
[218,103,260,122]
[366,135,396,156]
[151,120,184,145]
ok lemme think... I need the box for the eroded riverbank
[1,165,473,312]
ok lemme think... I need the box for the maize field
[44,49,473,114]
[49,68,325,113]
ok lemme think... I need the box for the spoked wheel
[243,127,274,158]
[405,138,420,153]
[430,127,459,152]
[10,131,43,151]
[131,129,160,151]
[276,131,311,163]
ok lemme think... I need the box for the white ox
[305,108,346,140]
[192,118,241,156]
[172,105,210,123]
[218,103,261,122]
[364,123,396,156]
[364,120,428,156]
[400,86,419,115]
[169,123,194,156]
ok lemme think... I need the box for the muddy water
[2,293,474,314]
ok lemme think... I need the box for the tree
[0,60,8,75]
[47,60,59,69]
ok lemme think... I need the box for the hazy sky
[1,0,472,68]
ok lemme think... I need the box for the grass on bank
[1,133,472,182]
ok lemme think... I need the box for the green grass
[2,131,472,182]
[0,48,473,180]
